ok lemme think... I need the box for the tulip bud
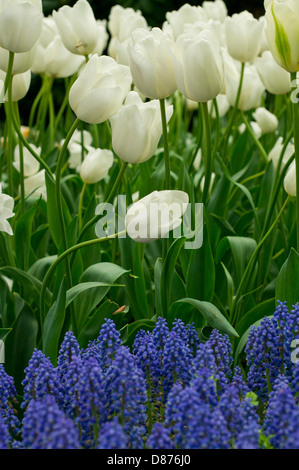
[269,136,294,170]
[79,148,113,184]
[284,160,296,196]
[13,144,40,176]
[128,28,177,100]
[255,51,291,95]
[24,169,47,200]
[125,190,189,243]
[0,69,31,101]
[69,54,132,124]
[224,11,264,63]
[252,107,278,134]
[53,0,98,56]
[110,91,173,164]
[0,0,43,53]
[264,0,299,73]
[0,184,14,235]
[173,29,224,103]
[165,4,208,40]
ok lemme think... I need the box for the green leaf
[0,328,11,341]
[120,319,156,347]
[42,278,66,365]
[28,255,57,282]
[14,202,39,270]
[216,236,257,285]
[161,236,186,316]
[168,298,239,337]
[186,226,215,302]
[154,258,163,316]
[236,298,275,339]
[77,299,120,348]
[276,248,299,307]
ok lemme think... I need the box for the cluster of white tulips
[0,0,298,244]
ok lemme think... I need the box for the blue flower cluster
[0,304,299,449]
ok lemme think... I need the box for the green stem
[14,102,25,214]
[78,182,87,231]
[1,51,14,109]
[201,101,212,205]
[291,71,299,251]
[160,98,171,190]
[39,230,126,325]
[54,76,76,134]
[239,110,268,163]
[28,77,48,129]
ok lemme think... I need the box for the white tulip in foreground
[265,0,299,73]
[173,29,224,103]
[110,91,173,164]
[13,144,41,177]
[255,51,291,95]
[125,190,189,243]
[53,0,98,56]
[128,28,177,100]
[0,0,43,53]
[252,107,278,134]
[284,160,296,196]
[79,148,114,184]
[0,184,14,236]
[0,69,31,102]
[69,54,132,124]
[224,11,264,63]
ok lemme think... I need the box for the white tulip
[284,160,296,196]
[0,0,43,53]
[110,91,173,164]
[0,183,14,235]
[252,107,278,134]
[24,169,46,200]
[225,63,265,111]
[165,4,208,40]
[264,0,299,72]
[208,93,230,118]
[53,0,98,56]
[69,54,132,124]
[239,121,262,140]
[173,29,224,102]
[128,28,177,100]
[269,137,295,170]
[79,148,114,184]
[202,0,227,22]
[224,11,264,63]
[125,190,189,243]
[258,16,270,55]
[0,68,31,101]
[93,20,109,56]
[13,144,40,176]
[0,46,36,75]
[255,51,291,95]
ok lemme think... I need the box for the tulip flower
[24,169,47,200]
[252,107,279,134]
[224,11,264,63]
[79,148,114,184]
[32,17,84,78]
[264,0,299,73]
[108,4,148,59]
[0,47,35,75]
[110,91,173,164]
[208,93,230,118]
[165,4,208,40]
[269,136,295,170]
[202,0,228,22]
[69,54,132,124]
[53,0,98,56]
[0,69,31,101]
[225,63,265,111]
[62,129,93,171]
[128,28,177,100]
[93,20,109,56]
[255,51,291,95]
[239,121,262,140]
[0,0,43,53]
[0,184,14,235]
[13,144,41,176]
[125,190,189,243]
[173,29,224,103]
[284,160,296,196]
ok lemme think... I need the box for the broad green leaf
[120,319,156,347]
[216,236,257,285]
[42,278,66,365]
[28,255,57,282]
[161,236,186,316]
[168,298,239,337]
[186,226,215,302]
[14,202,39,270]
[0,328,11,341]
[154,258,163,317]
[276,248,299,307]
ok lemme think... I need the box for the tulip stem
[78,182,87,231]
[39,230,126,327]
[239,110,268,163]
[291,71,299,251]
[14,103,25,214]
[160,98,171,190]
[201,102,212,205]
